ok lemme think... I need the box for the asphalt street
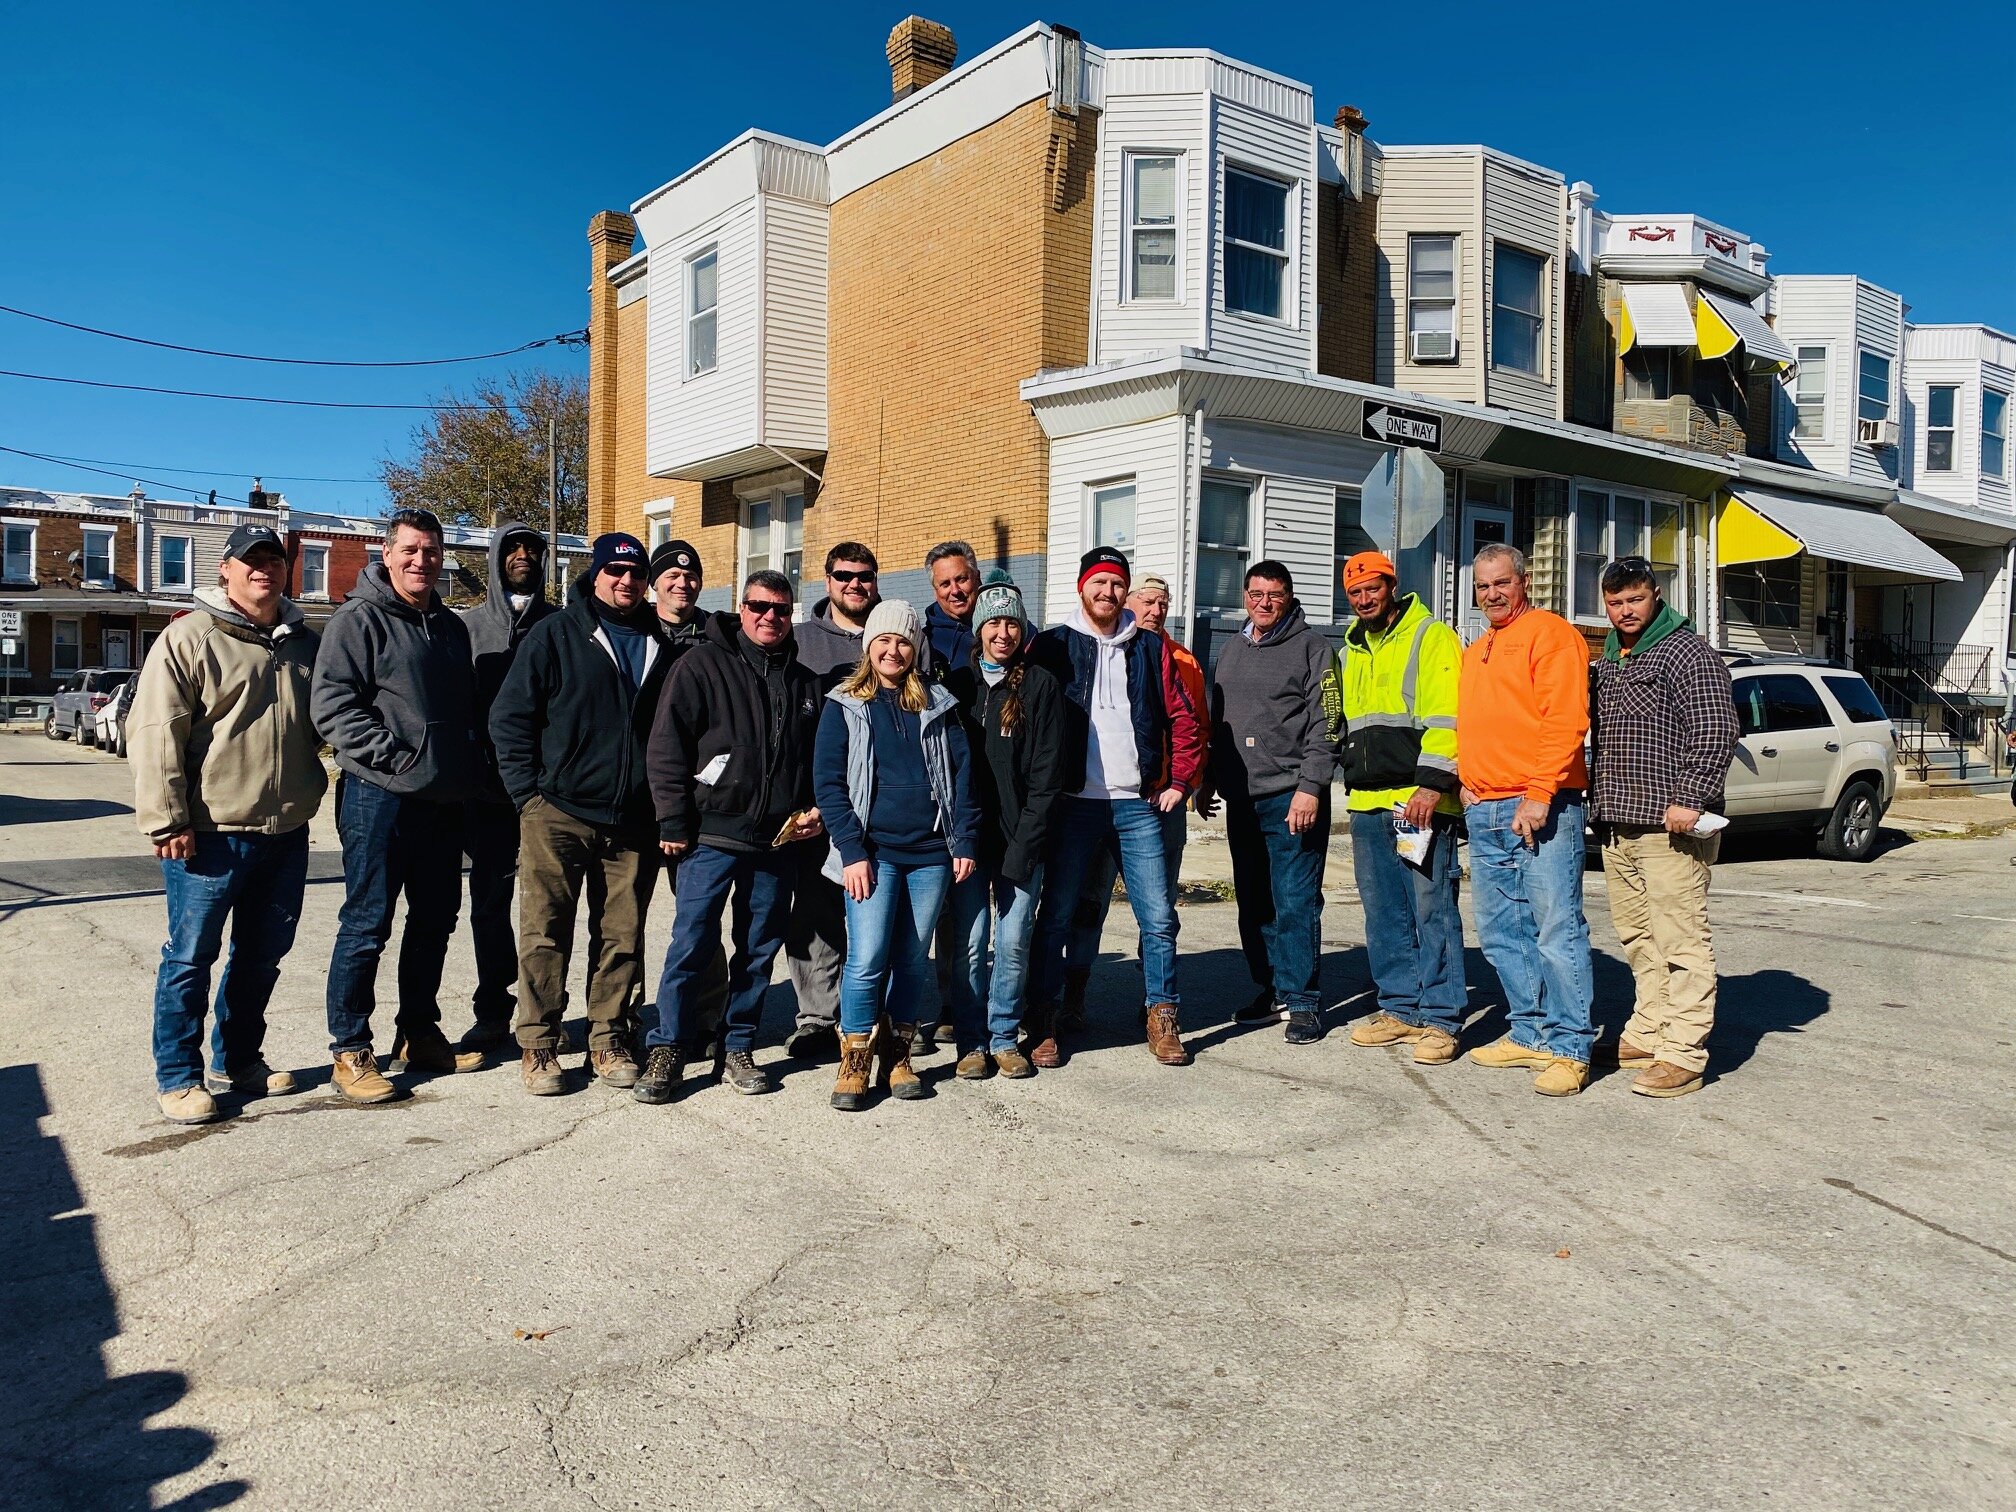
[2,729,2011,1510]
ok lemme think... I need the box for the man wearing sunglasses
[642,571,824,1101]
[490,533,671,1094]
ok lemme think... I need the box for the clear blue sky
[5,1,2011,515]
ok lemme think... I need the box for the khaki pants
[1601,826,1719,1074]
[513,797,658,1053]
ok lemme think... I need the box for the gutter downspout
[1180,399,1205,650]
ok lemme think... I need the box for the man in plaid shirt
[1589,556,1738,1099]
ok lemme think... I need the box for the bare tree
[379,369,587,539]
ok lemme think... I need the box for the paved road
[2,732,2011,1510]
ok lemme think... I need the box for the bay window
[1196,477,1253,617]
[1126,154,1179,302]
[1223,168,1289,320]
[1490,245,1546,374]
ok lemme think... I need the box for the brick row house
[584,16,2015,771]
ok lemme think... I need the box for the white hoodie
[1068,604,1142,800]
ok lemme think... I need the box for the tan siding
[1373,152,1482,402]
[1480,157,1564,419]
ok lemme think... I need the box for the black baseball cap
[223,524,286,563]
[591,532,648,577]
[649,539,701,579]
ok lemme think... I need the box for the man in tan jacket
[130,525,327,1124]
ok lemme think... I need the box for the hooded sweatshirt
[310,562,476,801]
[1068,605,1142,799]
[460,521,555,804]
[925,600,974,674]
[1207,600,1335,801]
[795,596,869,683]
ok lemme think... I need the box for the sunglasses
[1609,555,1654,573]
[829,568,877,585]
[743,598,792,619]
[601,563,645,579]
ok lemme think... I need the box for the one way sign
[1360,403,1442,452]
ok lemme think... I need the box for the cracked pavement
[2,731,2012,1509]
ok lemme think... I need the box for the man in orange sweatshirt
[1456,543,1597,1096]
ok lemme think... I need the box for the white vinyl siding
[1479,156,1564,417]
[1045,416,1187,622]
[1900,324,2015,510]
[647,203,758,476]
[1772,276,1903,484]
[3,520,35,584]
[1209,85,1314,370]
[760,196,829,454]
[1092,81,1208,359]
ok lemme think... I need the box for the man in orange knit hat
[1456,543,1596,1096]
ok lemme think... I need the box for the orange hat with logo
[1341,550,1399,591]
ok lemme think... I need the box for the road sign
[1360,403,1442,452]
[0,639,14,658]
[0,608,20,636]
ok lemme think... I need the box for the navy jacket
[1029,617,1206,799]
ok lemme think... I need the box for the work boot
[158,1086,219,1125]
[633,1044,687,1105]
[1616,1036,1657,1068]
[1468,1037,1554,1071]
[1024,1002,1063,1069]
[1349,1011,1425,1047]
[459,1018,514,1056]
[388,1026,483,1076]
[590,1045,639,1088]
[1059,966,1091,1033]
[912,1019,942,1057]
[1413,1027,1459,1065]
[332,1049,396,1105]
[955,1049,992,1080]
[878,1022,928,1101]
[1533,1058,1590,1097]
[785,1023,840,1062]
[1145,1003,1190,1066]
[1236,990,1285,1025]
[721,1050,775,1096]
[204,1059,298,1097]
[993,1046,1035,1079]
[1631,1061,1703,1098]
[521,1048,566,1096]
[831,1032,875,1112]
[1284,1010,1326,1044]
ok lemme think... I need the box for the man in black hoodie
[312,508,483,1102]
[490,533,670,1095]
[457,521,553,1052]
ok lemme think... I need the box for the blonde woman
[812,600,980,1110]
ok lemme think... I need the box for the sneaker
[784,1023,840,1062]
[158,1086,219,1125]
[521,1048,566,1097]
[1631,1061,1703,1098]
[1349,1011,1425,1048]
[1235,990,1285,1025]
[955,1050,992,1080]
[1533,1058,1590,1097]
[634,1045,687,1105]
[204,1059,298,1097]
[1468,1037,1554,1071]
[589,1046,639,1088]
[388,1026,483,1076]
[1283,1010,1326,1045]
[993,1046,1035,1079]
[721,1050,775,1095]
[332,1048,397,1105]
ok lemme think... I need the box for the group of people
[132,505,1740,1127]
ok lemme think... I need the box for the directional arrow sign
[1360,403,1442,452]
[0,608,20,636]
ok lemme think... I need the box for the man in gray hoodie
[457,521,553,1052]
[312,508,483,1103]
[1197,561,1335,1044]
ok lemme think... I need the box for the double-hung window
[1407,234,1456,361]
[1792,346,1829,439]
[2,520,34,583]
[1623,348,1675,402]
[1857,350,1892,424]
[1723,560,1801,632]
[1223,168,1289,321]
[1196,477,1253,617]
[1490,245,1546,374]
[1925,385,1957,472]
[1333,487,1375,621]
[299,544,329,598]
[741,490,804,597]
[1126,154,1179,302]
[82,526,115,584]
[158,534,191,591]
[53,618,81,675]
[1089,480,1137,560]
[1983,389,2009,479]
[687,248,719,377]
[1572,487,1682,620]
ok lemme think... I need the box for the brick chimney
[887,17,956,100]
[1334,105,1369,135]
[585,211,638,538]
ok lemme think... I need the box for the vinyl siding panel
[760,195,829,453]
[1849,281,1905,486]
[1772,277,1861,477]
[1094,91,1208,359]
[1374,152,1483,403]
[1209,95,1315,372]
[645,201,760,477]
[1481,157,1564,420]
[1045,416,1189,620]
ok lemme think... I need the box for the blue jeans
[1466,793,1595,1061]
[1036,796,1179,1008]
[647,843,796,1055]
[839,857,953,1036]
[152,828,310,1092]
[1226,789,1328,1013]
[326,778,464,1053]
[946,863,1044,1053]
[1065,804,1184,972]
[1349,808,1467,1034]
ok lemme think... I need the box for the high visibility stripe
[1398,616,1434,713]
[1421,714,1456,730]
[1347,711,1420,732]
[1417,751,1459,773]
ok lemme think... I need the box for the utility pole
[547,414,560,599]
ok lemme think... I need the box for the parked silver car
[1724,658,1896,861]
[45,668,134,743]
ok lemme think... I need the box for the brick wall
[5,512,138,594]
[289,532,372,603]
[1315,180,1377,383]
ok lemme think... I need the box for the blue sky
[4,1,2011,515]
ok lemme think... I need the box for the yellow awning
[1718,488,1963,580]
[1717,494,1803,565]
[1695,297,1741,360]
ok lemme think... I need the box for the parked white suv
[1724,658,1896,861]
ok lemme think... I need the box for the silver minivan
[1724,659,1896,861]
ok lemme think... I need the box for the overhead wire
[27,450,377,484]
[0,444,291,505]
[0,368,535,410]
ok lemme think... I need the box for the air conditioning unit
[1411,329,1457,363]
[1857,416,1899,449]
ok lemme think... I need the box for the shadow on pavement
[0,1062,248,1510]
[0,794,134,825]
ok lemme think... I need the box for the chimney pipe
[887,16,957,100]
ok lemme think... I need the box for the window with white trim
[1333,486,1375,621]
[1857,350,1892,424]
[53,617,81,674]
[1089,480,1136,560]
[1196,477,1253,617]
[1490,244,1546,375]
[1223,168,1289,321]
[740,489,803,597]
[158,533,191,590]
[1925,385,1957,472]
[1572,486,1684,621]
[3,520,34,583]
[1407,234,1456,361]
[1792,346,1829,439]
[300,543,329,598]
[648,516,671,550]
[82,526,115,584]
[1125,153,1179,302]
[1984,388,2009,480]
[687,248,719,377]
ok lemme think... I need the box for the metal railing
[1855,636,2010,782]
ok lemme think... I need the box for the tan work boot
[521,1048,566,1096]
[955,1049,992,1080]
[332,1049,396,1104]
[388,1026,483,1076]
[205,1059,299,1097]
[1025,1002,1062,1069]
[1059,966,1090,1033]
[589,1046,639,1088]
[831,1032,875,1112]
[879,1021,928,1101]
[1631,1061,1703,1098]
[1533,1058,1590,1097]
[1349,1011,1424,1047]
[1145,1003,1190,1066]
[1468,1036,1554,1071]
[993,1046,1035,1079]
[1616,1036,1657,1068]
[1413,1027,1459,1065]
[158,1086,219,1125]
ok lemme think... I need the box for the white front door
[1459,504,1513,644]
[102,629,131,669]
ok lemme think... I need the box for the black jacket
[945,653,1068,885]
[459,520,555,804]
[647,612,822,852]
[489,576,671,829]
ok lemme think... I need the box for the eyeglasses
[829,569,877,584]
[742,598,792,619]
[1244,588,1290,605]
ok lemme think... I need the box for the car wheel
[45,712,66,740]
[80,723,95,748]
[1816,780,1881,862]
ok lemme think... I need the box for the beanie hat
[972,569,1026,630]
[1341,549,1399,592]
[1077,546,1131,593]
[862,597,925,658]
[648,538,700,580]
[591,532,648,576]
[1132,572,1171,601]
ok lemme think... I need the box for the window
[1723,559,1801,632]
[1090,481,1137,559]
[1793,346,1829,439]
[1126,154,1179,301]
[158,534,191,590]
[1984,389,2009,480]
[300,544,329,598]
[1822,675,1888,725]
[53,618,81,675]
[1195,477,1253,617]
[687,248,719,377]
[3,520,34,583]
[1857,350,1891,424]
[647,516,672,551]
[1223,168,1289,320]
[741,490,804,596]
[365,545,384,572]
[1924,385,1957,472]
[1623,348,1674,402]
[1572,487,1683,619]
[1334,487,1376,621]
[1759,673,1831,732]
[1490,245,1546,374]
[82,526,114,583]
[1407,234,1456,360]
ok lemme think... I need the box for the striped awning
[1696,290,1796,369]
[1615,283,1695,353]
[1718,487,1961,581]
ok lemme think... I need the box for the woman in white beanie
[811,599,981,1110]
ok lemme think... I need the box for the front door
[102,629,131,669]
[1459,504,1513,644]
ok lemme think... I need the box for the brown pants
[1601,826,1719,1074]
[513,797,658,1053]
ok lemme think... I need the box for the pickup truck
[45,668,134,742]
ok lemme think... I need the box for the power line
[0,368,530,411]
[27,450,378,485]
[0,303,587,367]
[0,444,280,504]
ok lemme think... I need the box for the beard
[502,563,544,594]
